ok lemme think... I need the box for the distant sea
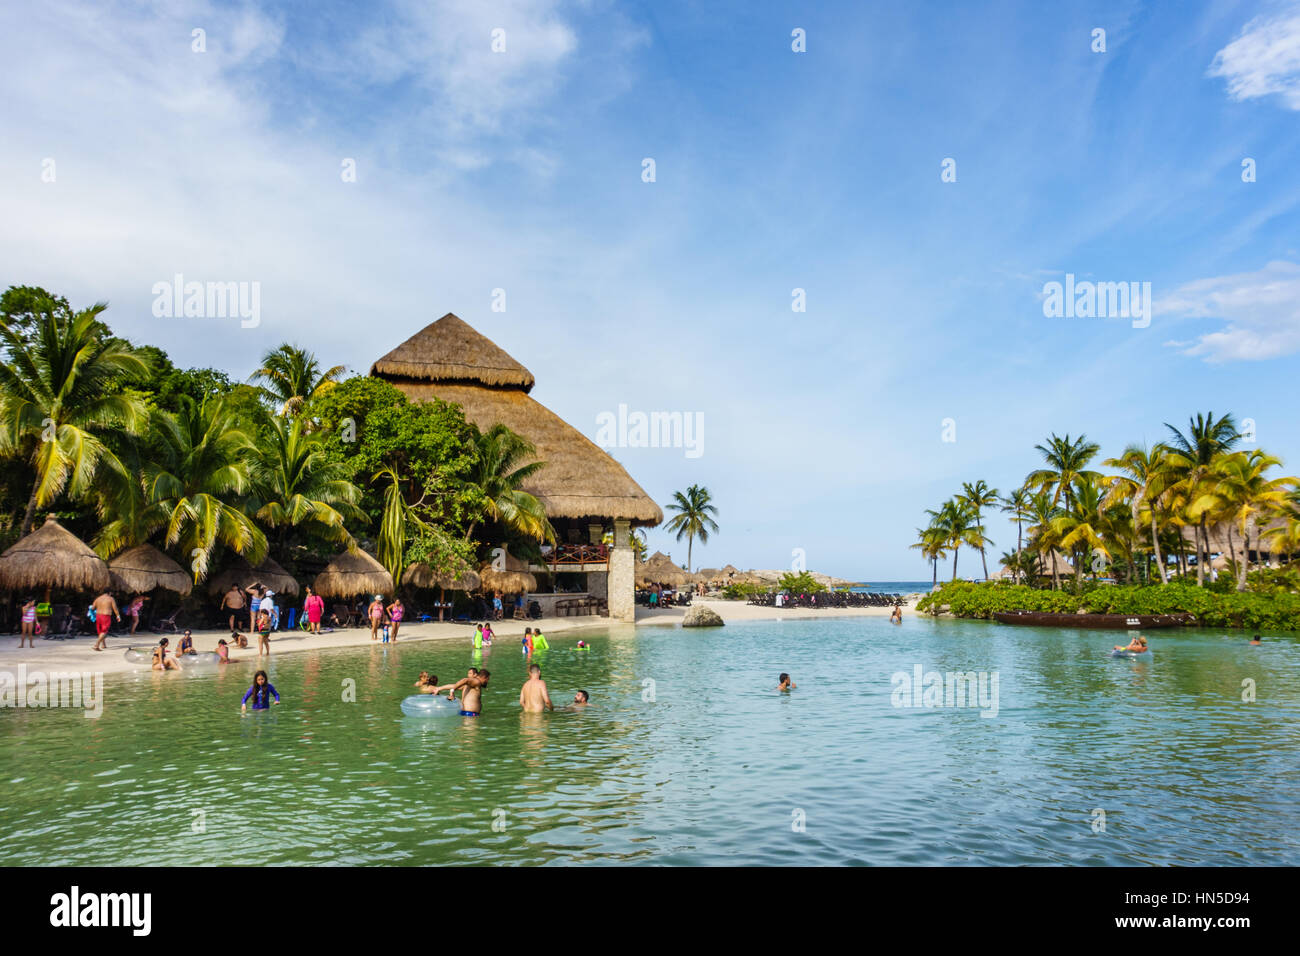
[849,581,934,593]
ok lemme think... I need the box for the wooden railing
[543,544,609,568]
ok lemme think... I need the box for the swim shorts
[459,710,479,718]
[96,615,112,635]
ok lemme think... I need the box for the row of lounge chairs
[748,591,905,609]
[634,590,692,607]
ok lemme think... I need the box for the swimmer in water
[443,669,490,717]
[426,667,478,701]
[522,627,534,657]
[777,672,796,692]
[241,670,280,712]
[519,663,553,713]
[482,623,494,645]
[414,671,439,691]
[177,629,196,656]
[572,690,589,706]
[473,624,484,649]
[215,638,230,663]
[532,628,549,652]
[1250,634,1262,646]
[1114,634,1148,653]
[890,605,902,624]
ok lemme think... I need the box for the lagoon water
[2,615,1297,865]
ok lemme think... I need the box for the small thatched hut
[479,564,538,594]
[314,549,394,600]
[206,555,300,598]
[401,563,481,592]
[108,544,193,596]
[0,518,111,595]
[371,313,662,621]
[637,551,689,587]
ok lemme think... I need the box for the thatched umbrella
[314,549,394,600]
[108,544,192,597]
[0,518,111,596]
[639,551,689,587]
[206,555,300,597]
[478,565,538,594]
[402,562,482,622]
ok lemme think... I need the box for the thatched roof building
[0,518,111,593]
[314,549,394,599]
[402,562,481,591]
[207,555,300,597]
[371,314,662,527]
[109,544,193,596]
[637,551,689,586]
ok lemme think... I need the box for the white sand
[0,598,917,677]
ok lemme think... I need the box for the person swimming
[1250,634,1262,646]
[575,640,589,650]
[777,672,796,692]
[532,628,549,652]
[241,670,280,712]
[1114,634,1148,653]
[414,671,439,691]
[890,605,902,624]
[443,669,490,716]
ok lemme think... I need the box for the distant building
[371,313,662,621]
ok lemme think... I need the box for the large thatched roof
[1182,517,1292,555]
[207,555,300,597]
[314,549,394,599]
[478,565,538,593]
[372,314,662,527]
[402,562,481,591]
[637,551,689,586]
[109,544,193,596]
[0,518,112,593]
[371,312,536,389]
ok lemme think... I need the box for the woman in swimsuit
[151,638,179,671]
[128,595,147,635]
[19,597,37,648]
[368,596,385,641]
[1114,634,1148,653]
[387,597,405,642]
[177,629,196,656]
[215,639,230,662]
[241,670,280,712]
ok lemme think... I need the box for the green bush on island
[721,581,768,600]
[776,570,826,594]
[916,580,1300,631]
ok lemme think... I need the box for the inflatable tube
[400,694,462,717]
[123,647,152,664]
[1111,649,1152,658]
[179,652,222,667]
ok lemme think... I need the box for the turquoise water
[1,615,1297,865]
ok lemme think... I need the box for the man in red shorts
[91,590,121,651]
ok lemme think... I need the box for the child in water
[215,639,230,662]
[522,628,534,656]
[241,670,280,712]
[777,673,796,692]
[473,624,484,649]
[482,623,493,645]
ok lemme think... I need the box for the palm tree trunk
[931,557,938,588]
[952,546,959,581]
[1237,523,1250,592]
[1051,553,1059,590]
[687,535,693,575]
[1150,516,1167,584]
[21,480,40,537]
[1197,516,1208,586]
[1015,519,1023,585]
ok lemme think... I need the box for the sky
[2,0,1299,581]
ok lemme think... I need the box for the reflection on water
[1,617,1298,865]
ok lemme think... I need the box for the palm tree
[0,302,148,534]
[1103,444,1174,585]
[1163,412,1240,585]
[912,525,948,589]
[464,423,554,545]
[1025,489,1064,588]
[999,487,1032,583]
[1193,450,1295,590]
[958,480,998,580]
[663,484,720,572]
[249,344,346,416]
[926,498,979,581]
[1027,433,1101,580]
[141,396,267,581]
[251,415,365,550]
[1050,480,1109,590]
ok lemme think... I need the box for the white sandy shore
[0,598,917,677]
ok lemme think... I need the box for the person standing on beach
[387,597,405,642]
[444,669,490,717]
[19,597,37,648]
[245,584,262,633]
[303,586,324,634]
[492,591,503,621]
[127,594,147,634]
[91,591,120,651]
[519,664,553,712]
[221,584,245,632]
[367,595,385,640]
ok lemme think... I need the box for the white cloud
[1208,8,1300,109]
[1157,261,1300,362]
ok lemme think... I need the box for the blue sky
[2,0,1299,579]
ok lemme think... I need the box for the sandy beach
[0,597,917,677]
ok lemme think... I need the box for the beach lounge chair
[150,607,182,634]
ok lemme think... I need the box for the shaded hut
[638,551,689,587]
[0,518,111,596]
[371,313,662,621]
[478,564,538,595]
[403,562,482,622]
[108,544,193,597]
[313,549,394,600]
[206,555,300,598]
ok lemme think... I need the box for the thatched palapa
[402,562,481,591]
[207,555,300,597]
[371,314,662,526]
[314,549,394,599]
[637,551,689,586]
[109,544,193,596]
[0,518,111,593]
